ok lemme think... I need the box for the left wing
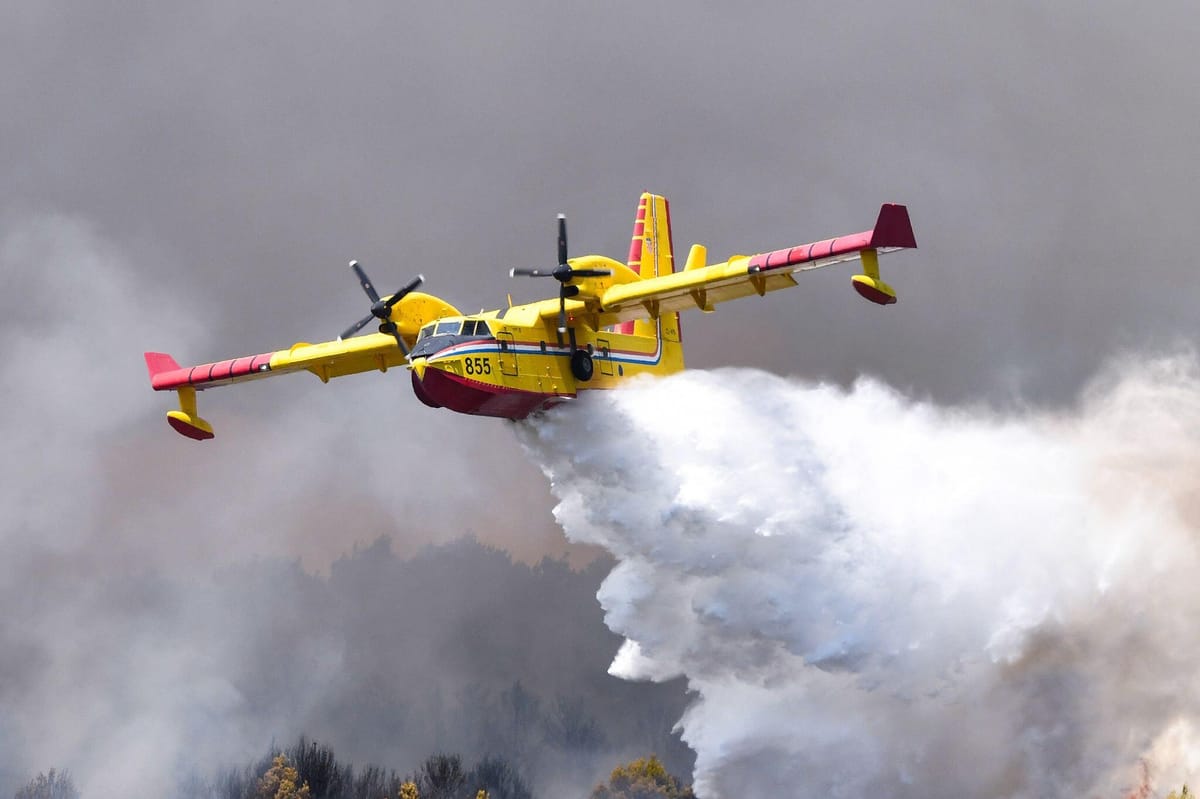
[145,289,460,440]
[596,203,916,326]
[144,334,408,440]
[146,332,411,393]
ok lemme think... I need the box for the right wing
[595,204,916,326]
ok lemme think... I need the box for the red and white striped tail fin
[620,193,680,341]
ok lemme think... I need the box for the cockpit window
[417,319,493,341]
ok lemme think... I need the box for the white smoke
[517,361,1200,798]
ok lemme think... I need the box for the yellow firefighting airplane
[145,193,916,439]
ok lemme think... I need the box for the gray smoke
[6,1,1200,795]
[0,215,688,796]
[518,360,1200,797]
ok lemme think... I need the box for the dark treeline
[181,738,531,799]
[167,737,695,799]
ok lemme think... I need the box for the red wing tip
[144,351,182,380]
[871,204,917,250]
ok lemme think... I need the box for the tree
[544,695,606,753]
[258,754,312,799]
[464,756,531,799]
[415,754,466,799]
[13,770,79,799]
[497,682,542,765]
[398,782,420,799]
[288,737,344,798]
[590,755,695,799]
[1167,787,1192,799]
[352,764,406,799]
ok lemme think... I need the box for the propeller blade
[343,263,423,344]
[383,274,424,310]
[566,268,612,278]
[380,320,409,356]
[558,289,567,336]
[350,260,380,303]
[510,268,551,278]
[341,312,376,341]
[557,214,568,266]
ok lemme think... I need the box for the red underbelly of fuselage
[411,367,568,419]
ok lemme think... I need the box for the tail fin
[627,192,675,279]
[622,193,682,343]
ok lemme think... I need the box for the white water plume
[517,360,1200,798]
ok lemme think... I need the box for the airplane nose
[410,357,427,380]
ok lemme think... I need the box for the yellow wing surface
[593,202,916,327]
[145,291,459,439]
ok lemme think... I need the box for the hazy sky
[2,1,1199,791]
[8,1,1199,402]
[5,1,1197,568]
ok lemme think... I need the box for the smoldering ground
[519,362,1200,798]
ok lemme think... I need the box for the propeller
[340,260,424,355]
[509,215,610,347]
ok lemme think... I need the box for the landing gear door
[597,337,614,376]
[497,331,518,376]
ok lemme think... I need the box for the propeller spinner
[340,260,424,355]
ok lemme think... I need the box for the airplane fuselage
[407,305,683,419]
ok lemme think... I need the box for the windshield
[416,319,493,341]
